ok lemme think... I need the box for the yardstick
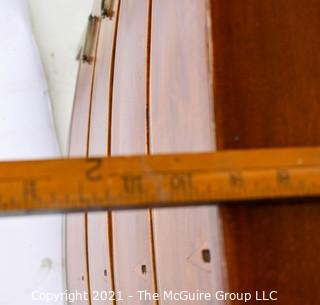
[1,147,320,215]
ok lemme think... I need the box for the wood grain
[150,0,224,302]
[211,1,320,303]
[111,0,155,303]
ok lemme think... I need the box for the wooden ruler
[1,146,320,215]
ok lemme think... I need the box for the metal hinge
[82,15,100,64]
[101,0,115,19]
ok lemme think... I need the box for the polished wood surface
[67,1,119,303]
[150,0,223,301]
[68,1,155,303]
[67,0,224,302]
[86,6,118,303]
[67,59,94,305]
[212,1,320,303]
[67,0,320,303]
[111,0,155,302]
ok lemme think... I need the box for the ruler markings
[0,147,319,214]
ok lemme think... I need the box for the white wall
[0,1,68,303]
[28,0,93,154]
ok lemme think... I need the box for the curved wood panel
[68,1,154,304]
[150,0,224,301]
[68,1,231,304]
[86,8,119,304]
[211,1,320,303]
[66,1,118,303]
[66,59,95,305]
[111,0,155,303]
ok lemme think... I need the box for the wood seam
[146,0,152,155]
[85,18,102,305]
[106,1,122,304]
[84,215,93,305]
[146,1,159,304]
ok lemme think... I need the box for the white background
[0,2,92,304]
[28,0,93,154]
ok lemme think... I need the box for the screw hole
[202,249,211,263]
[104,269,108,277]
[141,265,147,275]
